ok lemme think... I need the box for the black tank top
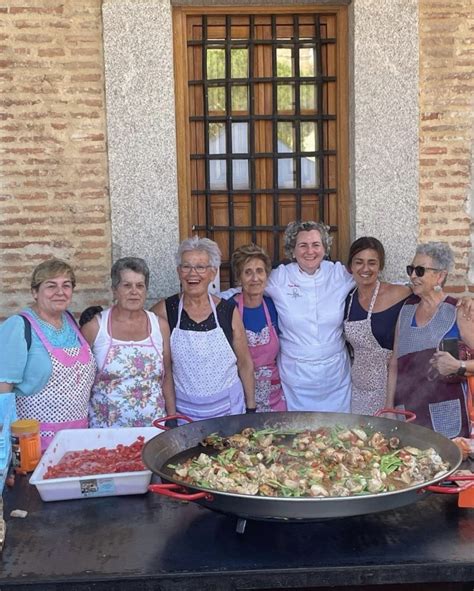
[165,294,235,347]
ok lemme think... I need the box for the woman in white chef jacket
[265,221,355,412]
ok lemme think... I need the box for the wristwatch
[456,361,467,376]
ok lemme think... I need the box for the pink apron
[170,295,245,421]
[236,295,286,412]
[18,312,96,451]
[89,308,166,428]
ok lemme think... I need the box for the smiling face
[350,248,381,288]
[113,269,147,311]
[33,274,74,318]
[178,250,216,296]
[239,257,268,299]
[408,254,445,297]
[293,229,326,275]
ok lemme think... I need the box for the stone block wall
[0,0,472,321]
[419,0,474,294]
[0,0,112,319]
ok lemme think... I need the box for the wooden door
[173,7,349,287]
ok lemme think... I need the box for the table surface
[1,474,473,591]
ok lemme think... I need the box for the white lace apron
[170,295,245,421]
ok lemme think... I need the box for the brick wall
[419,0,474,295]
[1,0,472,321]
[0,0,111,319]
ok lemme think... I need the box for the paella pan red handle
[422,474,474,495]
[152,414,194,430]
[375,408,416,422]
[149,483,214,501]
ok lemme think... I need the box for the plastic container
[11,418,41,473]
[0,393,18,493]
[30,427,158,502]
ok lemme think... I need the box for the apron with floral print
[18,312,96,451]
[343,281,392,415]
[235,295,286,413]
[171,295,245,421]
[89,308,165,428]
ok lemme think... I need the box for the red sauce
[43,436,146,479]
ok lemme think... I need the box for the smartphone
[439,337,460,359]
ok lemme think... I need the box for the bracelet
[245,407,257,413]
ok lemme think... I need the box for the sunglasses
[406,265,442,277]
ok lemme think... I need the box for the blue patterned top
[0,308,79,397]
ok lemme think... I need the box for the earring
[433,285,442,293]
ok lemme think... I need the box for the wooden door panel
[175,7,349,287]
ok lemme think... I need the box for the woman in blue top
[231,244,286,412]
[0,259,96,450]
[343,237,411,415]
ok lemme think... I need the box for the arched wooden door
[173,6,349,288]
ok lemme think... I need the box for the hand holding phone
[439,337,459,359]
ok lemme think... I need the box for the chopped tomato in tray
[43,436,146,479]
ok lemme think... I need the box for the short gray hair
[415,242,454,272]
[284,221,332,259]
[176,236,221,268]
[111,257,150,289]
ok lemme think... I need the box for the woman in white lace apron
[343,237,411,415]
[387,242,474,438]
[230,244,286,413]
[0,259,96,451]
[82,257,175,428]
[152,237,255,422]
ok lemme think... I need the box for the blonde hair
[31,259,76,291]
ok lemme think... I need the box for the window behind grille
[173,7,349,288]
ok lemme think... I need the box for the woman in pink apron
[0,259,96,451]
[152,237,255,421]
[231,244,286,412]
[82,257,175,427]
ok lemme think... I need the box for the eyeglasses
[406,265,442,277]
[179,263,212,275]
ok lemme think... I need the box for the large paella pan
[143,411,471,526]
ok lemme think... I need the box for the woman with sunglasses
[343,237,411,415]
[386,242,474,438]
[152,237,255,421]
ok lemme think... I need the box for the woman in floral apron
[152,237,255,421]
[231,244,286,412]
[0,259,96,451]
[82,257,175,427]
[343,237,410,415]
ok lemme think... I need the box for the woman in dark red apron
[387,242,474,438]
[231,245,286,412]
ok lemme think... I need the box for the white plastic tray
[30,427,158,502]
